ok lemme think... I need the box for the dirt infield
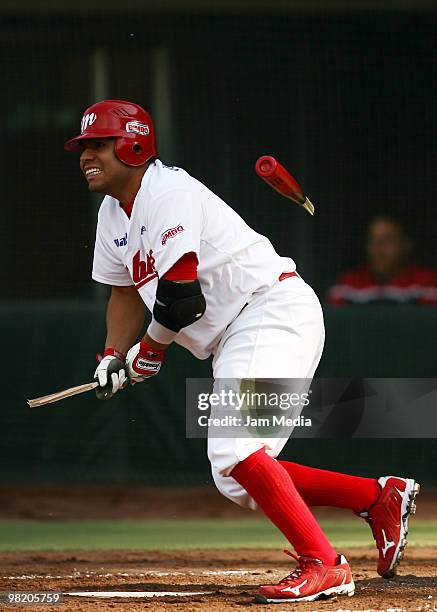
[1,548,436,611]
[1,484,436,520]
[1,486,436,610]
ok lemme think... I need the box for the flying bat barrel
[255,156,315,216]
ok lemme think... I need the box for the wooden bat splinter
[27,382,99,408]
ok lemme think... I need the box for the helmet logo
[126,121,150,136]
[81,112,97,133]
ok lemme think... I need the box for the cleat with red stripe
[255,550,354,604]
[360,476,420,579]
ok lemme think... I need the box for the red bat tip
[255,155,278,178]
[254,154,315,215]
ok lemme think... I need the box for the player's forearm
[143,332,169,351]
[105,285,146,355]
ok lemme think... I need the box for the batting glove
[94,348,127,400]
[126,339,165,383]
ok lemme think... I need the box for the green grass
[1,519,436,552]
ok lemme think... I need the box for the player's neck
[111,163,149,207]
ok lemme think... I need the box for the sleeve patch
[161,224,185,246]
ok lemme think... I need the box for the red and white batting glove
[126,338,165,383]
[94,348,127,400]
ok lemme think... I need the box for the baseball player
[65,100,419,604]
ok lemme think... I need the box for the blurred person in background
[327,216,437,305]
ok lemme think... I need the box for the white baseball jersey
[92,159,295,359]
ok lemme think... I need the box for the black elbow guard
[153,278,206,332]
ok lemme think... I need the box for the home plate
[65,591,211,599]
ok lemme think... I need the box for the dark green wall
[3,12,436,298]
[2,302,436,485]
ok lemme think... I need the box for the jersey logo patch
[161,224,184,246]
[114,232,128,247]
[132,249,157,289]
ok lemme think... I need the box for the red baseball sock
[231,449,338,565]
[278,460,380,513]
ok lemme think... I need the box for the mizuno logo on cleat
[381,529,395,558]
[281,579,308,595]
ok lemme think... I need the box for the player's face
[366,220,409,279]
[79,139,132,195]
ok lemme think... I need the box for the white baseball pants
[208,273,325,509]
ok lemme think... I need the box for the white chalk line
[203,569,251,575]
[3,568,253,580]
[324,608,437,612]
[64,591,211,599]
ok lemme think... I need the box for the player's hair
[367,215,410,240]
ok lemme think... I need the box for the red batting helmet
[64,100,157,167]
